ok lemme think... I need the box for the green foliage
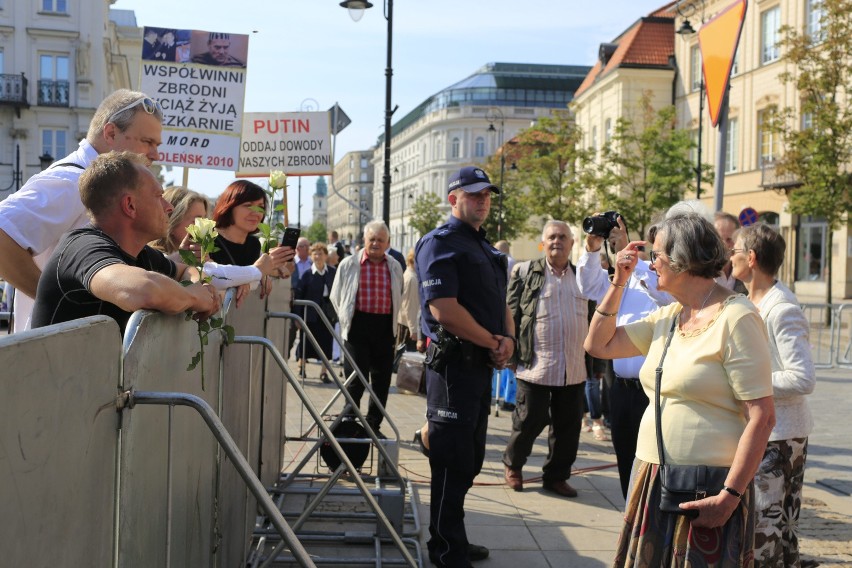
[775,0,852,229]
[408,192,444,238]
[305,220,327,244]
[774,0,852,304]
[594,94,700,238]
[481,155,533,241]
[510,110,597,229]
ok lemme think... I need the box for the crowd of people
[0,87,816,568]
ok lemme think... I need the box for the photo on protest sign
[139,27,249,171]
[237,112,333,177]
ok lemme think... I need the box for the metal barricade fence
[800,303,839,369]
[837,303,852,369]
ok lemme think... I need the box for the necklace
[681,283,717,329]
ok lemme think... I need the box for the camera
[582,211,621,238]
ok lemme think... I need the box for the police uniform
[415,214,508,568]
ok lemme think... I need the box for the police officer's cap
[447,166,500,195]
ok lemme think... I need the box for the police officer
[415,166,515,568]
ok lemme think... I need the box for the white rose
[187,217,218,242]
[269,170,287,190]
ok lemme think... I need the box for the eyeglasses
[729,248,745,256]
[649,250,665,264]
[108,97,162,123]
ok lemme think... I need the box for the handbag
[655,316,729,518]
[320,296,338,326]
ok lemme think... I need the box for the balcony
[37,79,70,107]
[0,74,30,117]
[760,160,802,191]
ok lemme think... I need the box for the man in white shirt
[576,215,672,498]
[0,89,163,332]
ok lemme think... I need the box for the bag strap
[654,315,679,468]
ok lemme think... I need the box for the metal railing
[37,79,70,107]
[800,303,851,369]
[0,73,28,105]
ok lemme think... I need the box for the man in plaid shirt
[330,220,403,432]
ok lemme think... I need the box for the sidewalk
[282,362,852,567]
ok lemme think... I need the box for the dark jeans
[503,380,585,483]
[609,376,649,498]
[344,311,394,429]
[425,357,492,568]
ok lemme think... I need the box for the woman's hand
[234,283,251,308]
[179,233,205,264]
[613,241,645,284]
[679,490,741,528]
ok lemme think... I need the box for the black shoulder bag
[655,315,729,518]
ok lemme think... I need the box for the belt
[615,376,643,390]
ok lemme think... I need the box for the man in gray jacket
[330,220,403,432]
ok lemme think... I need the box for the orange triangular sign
[699,0,748,127]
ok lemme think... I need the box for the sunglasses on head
[108,97,162,123]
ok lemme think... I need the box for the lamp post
[340,0,396,227]
[1,145,53,195]
[486,107,505,240]
[676,0,706,199]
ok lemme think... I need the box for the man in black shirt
[32,151,219,333]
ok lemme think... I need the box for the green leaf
[179,249,199,266]
[180,280,193,288]
[223,325,235,344]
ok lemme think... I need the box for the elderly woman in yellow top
[585,212,775,567]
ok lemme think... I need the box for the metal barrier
[836,303,852,369]
[800,303,839,368]
[0,284,14,330]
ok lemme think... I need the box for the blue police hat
[447,166,500,195]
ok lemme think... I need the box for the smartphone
[280,227,301,248]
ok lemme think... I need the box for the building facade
[0,1,139,201]
[573,0,849,302]
[311,176,327,229]
[328,149,373,245]
[375,62,591,253]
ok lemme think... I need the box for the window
[349,157,354,169]
[690,45,702,91]
[360,157,368,168]
[758,108,779,166]
[42,129,67,159]
[41,0,68,12]
[730,45,741,76]
[436,139,442,160]
[761,6,781,64]
[474,136,485,158]
[0,50,3,73]
[38,54,69,106]
[796,216,827,281]
[451,137,460,159]
[360,172,367,182]
[724,118,738,173]
[801,111,813,130]
[604,119,612,143]
[349,173,354,182]
[807,0,825,43]
[591,126,598,151]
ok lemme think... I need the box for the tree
[408,192,444,238]
[595,93,700,238]
[305,220,327,244]
[482,153,532,241]
[510,110,597,228]
[775,0,852,305]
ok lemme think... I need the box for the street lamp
[340,0,396,227]
[486,107,505,240]
[676,0,706,199]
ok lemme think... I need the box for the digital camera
[582,211,621,238]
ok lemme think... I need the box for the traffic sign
[739,207,759,226]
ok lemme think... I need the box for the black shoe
[413,429,430,458]
[428,544,488,566]
[500,402,516,411]
[320,372,331,384]
[467,543,489,561]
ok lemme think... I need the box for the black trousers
[609,377,649,498]
[503,380,585,483]
[343,311,394,429]
[425,354,491,568]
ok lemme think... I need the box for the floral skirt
[613,459,755,568]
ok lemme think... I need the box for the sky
[118,0,669,226]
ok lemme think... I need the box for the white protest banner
[139,27,249,171]
[237,112,332,177]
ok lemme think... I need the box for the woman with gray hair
[585,212,775,567]
[730,223,815,567]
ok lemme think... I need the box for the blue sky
[118,0,668,225]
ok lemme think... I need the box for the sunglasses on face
[108,97,162,123]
